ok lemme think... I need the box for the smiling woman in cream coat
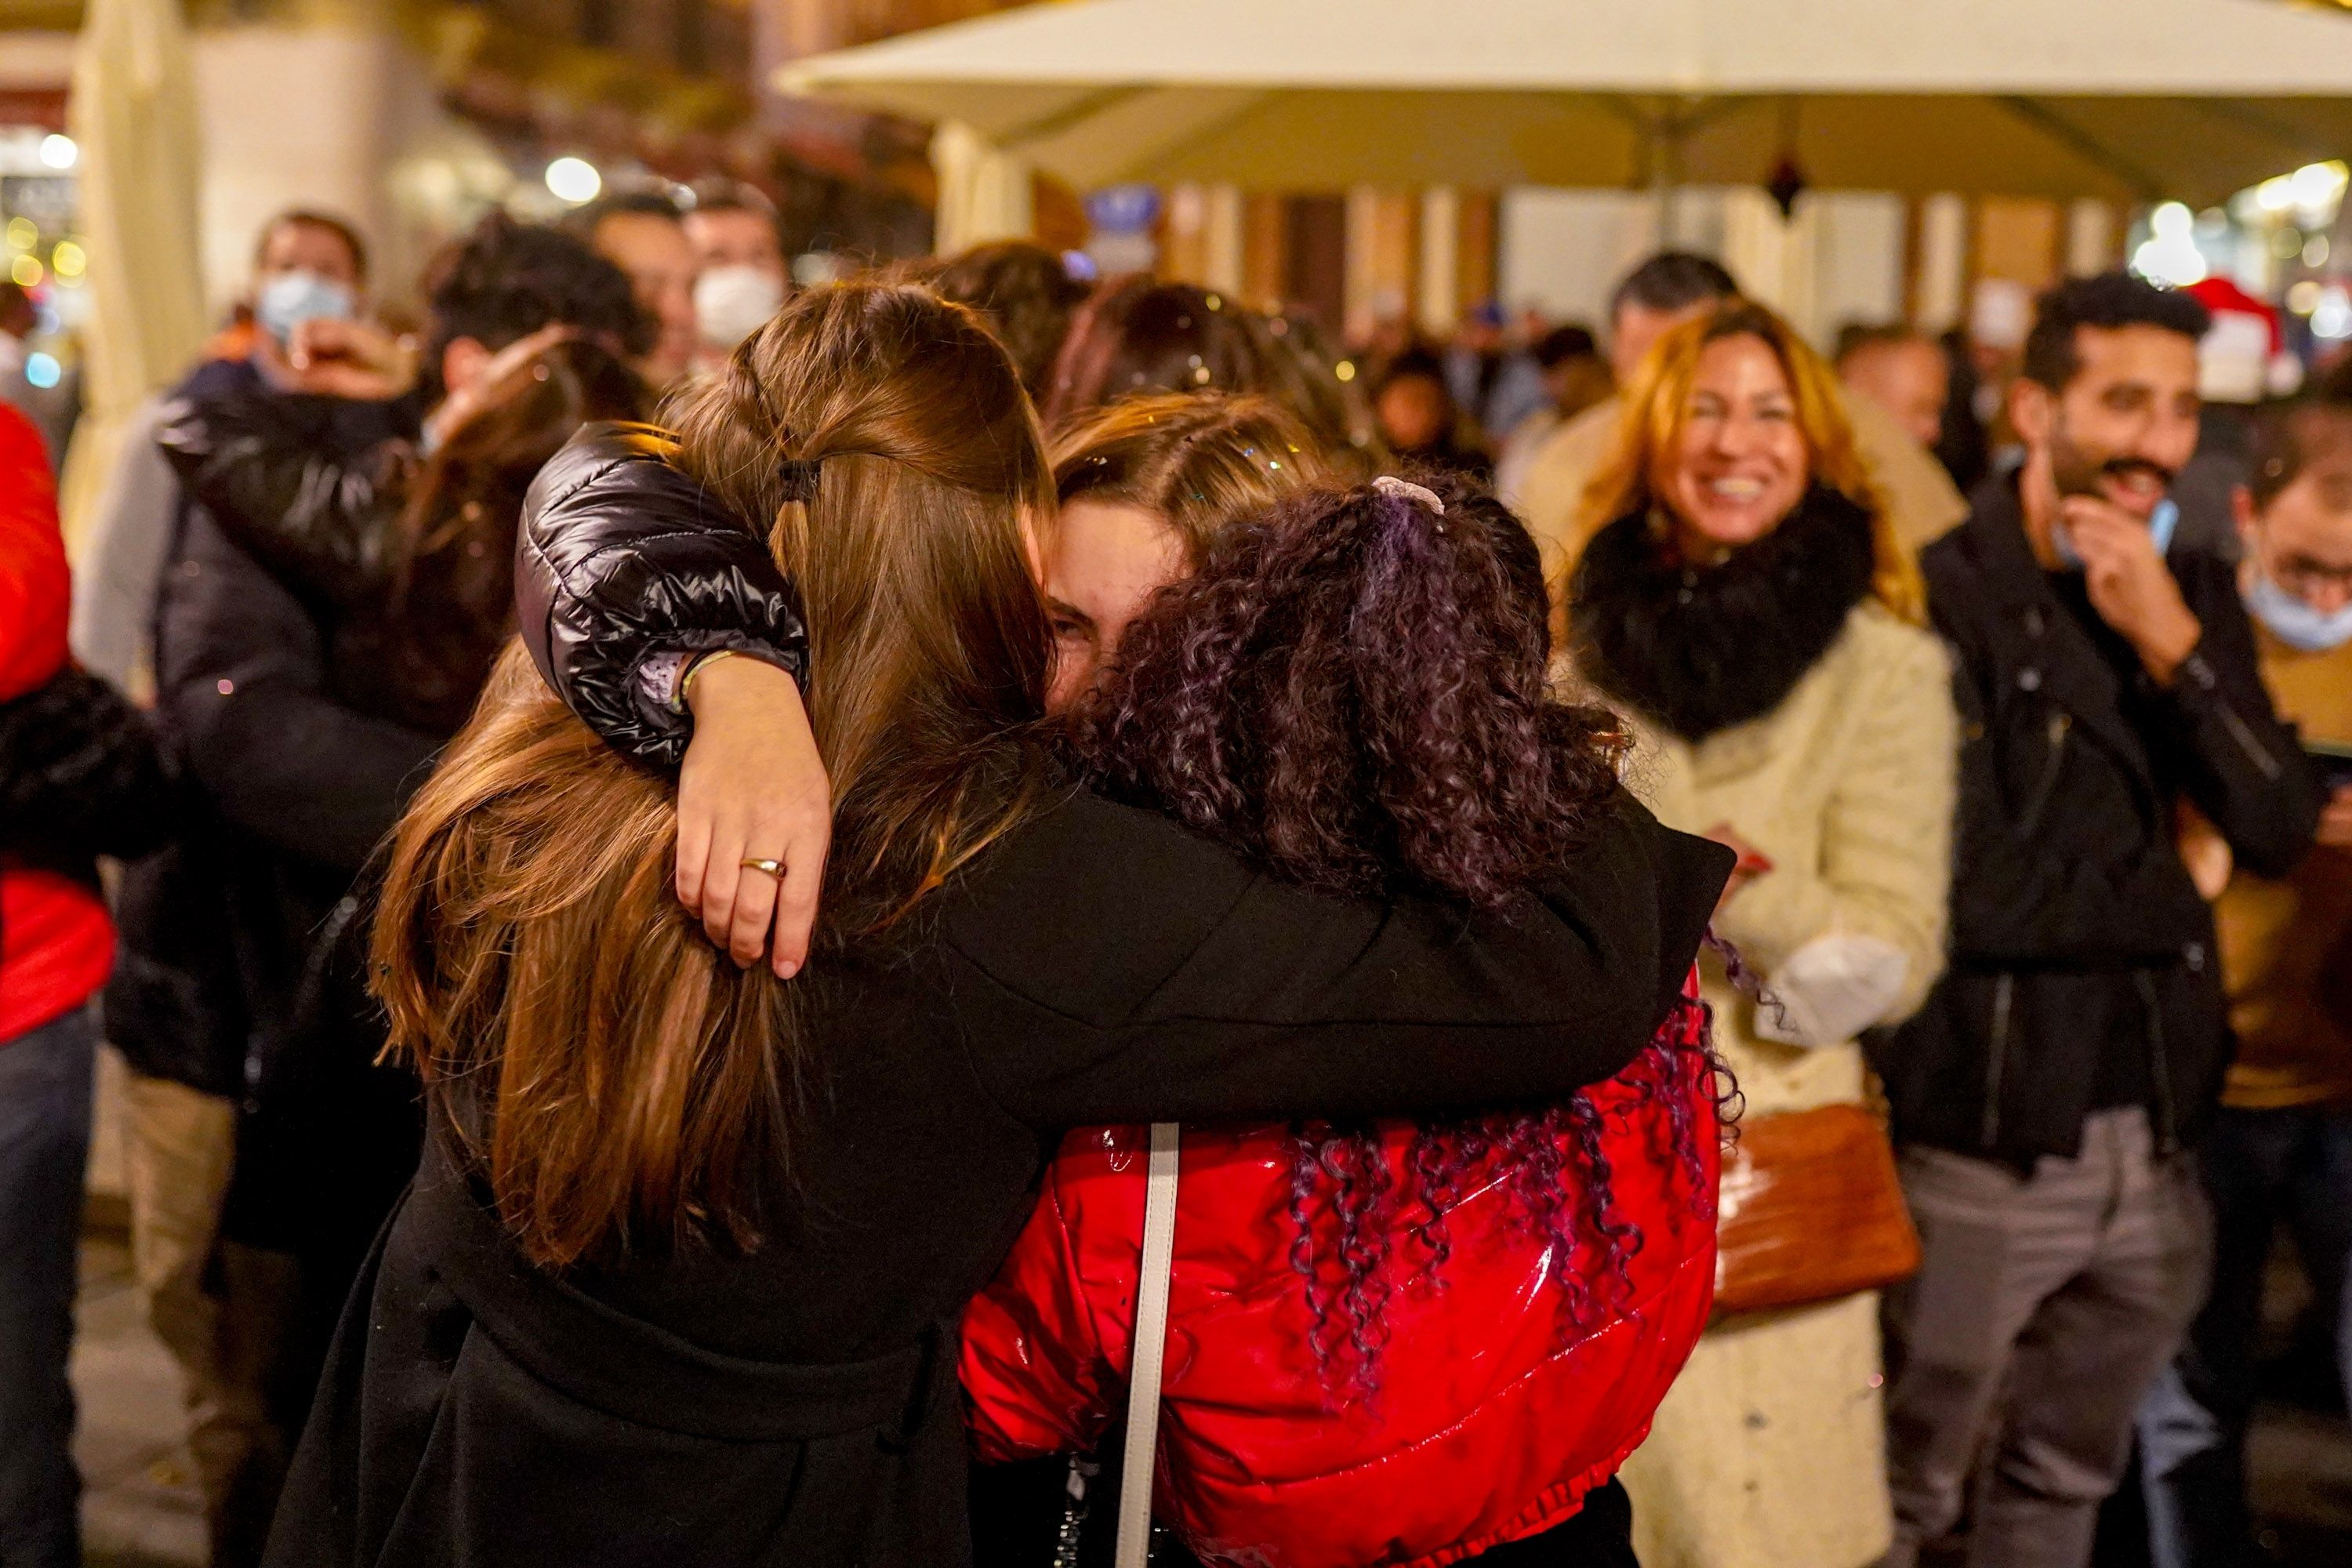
[1557,300,1958,1568]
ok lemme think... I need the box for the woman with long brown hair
[260,284,1729,1568]
[1559,299,1957,1568]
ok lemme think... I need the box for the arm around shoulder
[948,786,1733,1129]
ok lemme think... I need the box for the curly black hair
[419,212,653,405]
[2023,270,2212,392]
[1080,476,1617,906]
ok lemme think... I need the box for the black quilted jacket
[514,422,808,766]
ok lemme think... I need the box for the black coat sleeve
[154,388,406,613]
[156,507,441,876]
[944,786,1731,1129]
[2149,558,2324,880]
[516,423,808,768]
[0,667,176,862]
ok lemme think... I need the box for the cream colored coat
[1597,601,1959,1568]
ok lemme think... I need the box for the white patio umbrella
[57,0,208,552]
[776,0,2352,205]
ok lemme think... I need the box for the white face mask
[2245,564,2352,653]
[256,270,356,344]
[694,266,785,351]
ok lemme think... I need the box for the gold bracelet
[677,648,740,710]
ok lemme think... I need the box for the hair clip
[778,458,821,503]
[1373,475,1446,516]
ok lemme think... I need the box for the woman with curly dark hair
[962,470,1724,1568]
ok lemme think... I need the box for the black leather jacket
[1873,480,2324,1164]
[110,363,431,1098]
[514,423,807,766]
[154,386,490,737]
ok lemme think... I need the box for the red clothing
[961,978,1719,1568]
[0,401,114,1041]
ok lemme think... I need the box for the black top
[111,361,437,1279]
[1875,476,2321,1163]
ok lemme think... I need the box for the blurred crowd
[0,180,2348,1568]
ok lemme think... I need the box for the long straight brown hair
[372,283,1056,1269]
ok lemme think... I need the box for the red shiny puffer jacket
[962,976,1719,1568]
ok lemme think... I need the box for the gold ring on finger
[741,858,785,877]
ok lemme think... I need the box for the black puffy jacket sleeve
[154,388,407,613]
[515,423,807,768]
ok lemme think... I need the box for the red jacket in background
[961,976,1719,1568]
[0,401,114,1041]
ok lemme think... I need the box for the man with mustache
[1873,272,2325,1568]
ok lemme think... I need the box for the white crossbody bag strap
[1115,1123,1181,1568]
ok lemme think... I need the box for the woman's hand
[676,655,832,977]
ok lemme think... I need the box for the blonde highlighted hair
[1048,392,1335,565]
[1573,299,1925,624]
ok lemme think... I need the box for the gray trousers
[1880,1108,2212,1568]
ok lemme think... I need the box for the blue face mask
[256,270,354,344]
[2053,496,2178,571]
[2245,567,2352,653]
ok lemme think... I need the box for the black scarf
[1568,487,1878,743]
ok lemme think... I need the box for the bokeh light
[545,157,602,205]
